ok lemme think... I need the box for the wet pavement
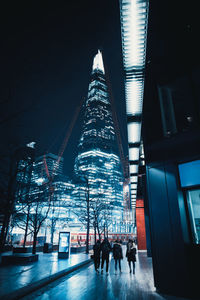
[21,248,191,300]
[0,251,91,299]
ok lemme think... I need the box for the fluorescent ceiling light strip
[125,87,144,115]
[131,183,137,189]
[128,148,140,161]
[127,122,141,143]
[129,165,138,174]
[120,1,148,68]
[120,0,149,218]
[130,175,138,182]
[130,174,138,181]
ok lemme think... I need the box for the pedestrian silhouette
[93,240,101,273]
[100,238,112,274]
[113,239,123,274]
[126,239,137,274]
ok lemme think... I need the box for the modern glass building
[13,150,76,245]
[74,50,124,232]
[33,153,64,185]
[15,143,35,204]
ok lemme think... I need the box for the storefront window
[187,189,200,244]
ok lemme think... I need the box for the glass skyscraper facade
[74,50,124,232]
[13,150,76,245]
[12,51,125,246]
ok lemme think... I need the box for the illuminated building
[31,155,74,226]
[13,150,76,244]
[74,50,124,232]
[33,153,64,185]
[15,143,35,203]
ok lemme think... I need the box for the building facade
[74,50,124,233]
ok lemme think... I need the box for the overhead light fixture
[129,148,140,161]
[130,176,138,182]
[131,183,137,189]
[129,165,138,174]
[127,122,141,144]
[120,0,149,210]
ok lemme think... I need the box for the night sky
[1,0,199,176]
[0,1,127,175]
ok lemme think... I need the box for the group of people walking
[93,237,136,274]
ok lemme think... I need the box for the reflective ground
[22,248,190,300]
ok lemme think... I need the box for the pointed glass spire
[92,49,104,73]
[74,48,124,233]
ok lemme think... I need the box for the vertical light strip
[119,0,149,214]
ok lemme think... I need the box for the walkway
[21,248,191,300]
[0,251,92,299]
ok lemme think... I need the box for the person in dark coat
[93,240,101,272]
[126,239,137,274]
[113,239,123,273]
[100,238,112,273]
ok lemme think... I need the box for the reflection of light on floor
[20,250,174,300]
[65,265,95,300]
[51,259,58,273]
[18,268,33,287]
[70,253,89,264]
[134,251,155,293]
[70,254,81,264]
[52,252,58,261]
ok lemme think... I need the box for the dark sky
[2,1,199,176]
[0,1,127,175]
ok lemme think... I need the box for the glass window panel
[187,189,200,244]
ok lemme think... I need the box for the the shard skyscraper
[74,50,124,232]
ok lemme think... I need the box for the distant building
[13,150,76,245]
[15,143,35,203]
[31,154,76,242]
[33,153,64,185]
[74,50,124,232]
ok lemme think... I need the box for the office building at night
[74,50,124,233]
[13,150,76,245]
[15,143,36,204]
[32,153,64,185]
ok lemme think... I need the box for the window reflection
[187,189,200,244]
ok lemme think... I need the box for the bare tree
[90,196,114,241]
[8,146,35,248]
[28,184,52,254]
[72,179,114,249]
[71,177,93,253]
[0,154,19,252]
[48,199,62,245]
[90,196,105,242]
[11,192,36,248]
